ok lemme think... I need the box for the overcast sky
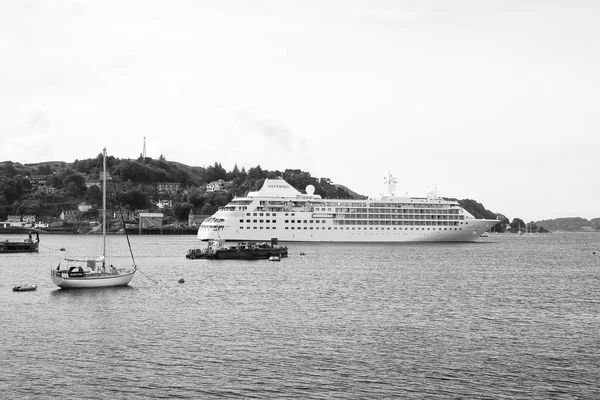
[1,0,598,221]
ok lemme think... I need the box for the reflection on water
[1,233,599,399]
[48,285,136,297]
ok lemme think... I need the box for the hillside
[1,157,597,231]
[0,157,362,224]
[535,217,600,232]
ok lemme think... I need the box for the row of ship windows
[331,209,460,215]
[336,221,460,226]
[244,210,460,217]
[336,215,464,220]
[257,202,451,209]
[238,226,464,231]
[239,219,463,226]
[322,203,448,208]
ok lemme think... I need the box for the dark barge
[187,238,288,260]
[0,232,40,253]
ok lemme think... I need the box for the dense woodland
[0,155,360,226]
[1,154,598,232]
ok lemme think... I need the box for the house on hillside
[60,210,80,221]
[78,202,93,212]
[22,215,36,224]
[7,215,21,223]
[206,179,229,192]
[28,175,48,185]
[156,200,172,209]
[157,182,180,193]
[38,185,56,194]
[1,215,37,228]
[86,180,101,188]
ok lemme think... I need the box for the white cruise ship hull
[198,213,496,243]
[197,177,499,243]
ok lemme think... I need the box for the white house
[60,210,80,221]
[156,200,172,209]
[206,179,229,192]
[157,182,180,193]
[78,202,93,212]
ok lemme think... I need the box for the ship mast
[102,148,107,261]
[384,172,397,196]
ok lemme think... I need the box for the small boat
[0,232,40,253]
[268,256,280,261]
[50,148,137,289]
[13,284,37,292]
[187,238,288,260]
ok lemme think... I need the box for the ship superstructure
[197,174,498,243]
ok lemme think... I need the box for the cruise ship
[197,174,498,243]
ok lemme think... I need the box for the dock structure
[126,226,198,235]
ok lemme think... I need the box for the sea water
[1,233,599,399]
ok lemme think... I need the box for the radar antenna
[384,172,398,196]
[427,185,440,199]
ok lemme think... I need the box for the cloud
[22,109,52,134]
[226,108,308,154]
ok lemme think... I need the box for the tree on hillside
[510,218,526,232]
[172,202,192,221]
[0,175,31,204]
[458,199,498,220]
[19,198,42,216]
[1,162,18,177]
[247,165,264,181]
[206,162,227,183]
[283,169,318,193]
[65,182,82,203]
[63,173,86,187]
[228,163,247,182]
[0,194,9,219]
[87,185,102,207]
[121,187,150,210]
[114,160,153,184]
[36,165,53,175]
[200,203,214,215]
[72,154,104,174]
[493,214,510,232]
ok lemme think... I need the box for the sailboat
[50,148,137,289]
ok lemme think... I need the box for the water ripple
[1,234,599,398]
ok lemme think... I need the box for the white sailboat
[50,148,137,289]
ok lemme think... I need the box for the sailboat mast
[102,148,107,258]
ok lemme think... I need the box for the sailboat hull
[50,270,136,289]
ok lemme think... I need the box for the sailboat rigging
[50,148,137,289]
